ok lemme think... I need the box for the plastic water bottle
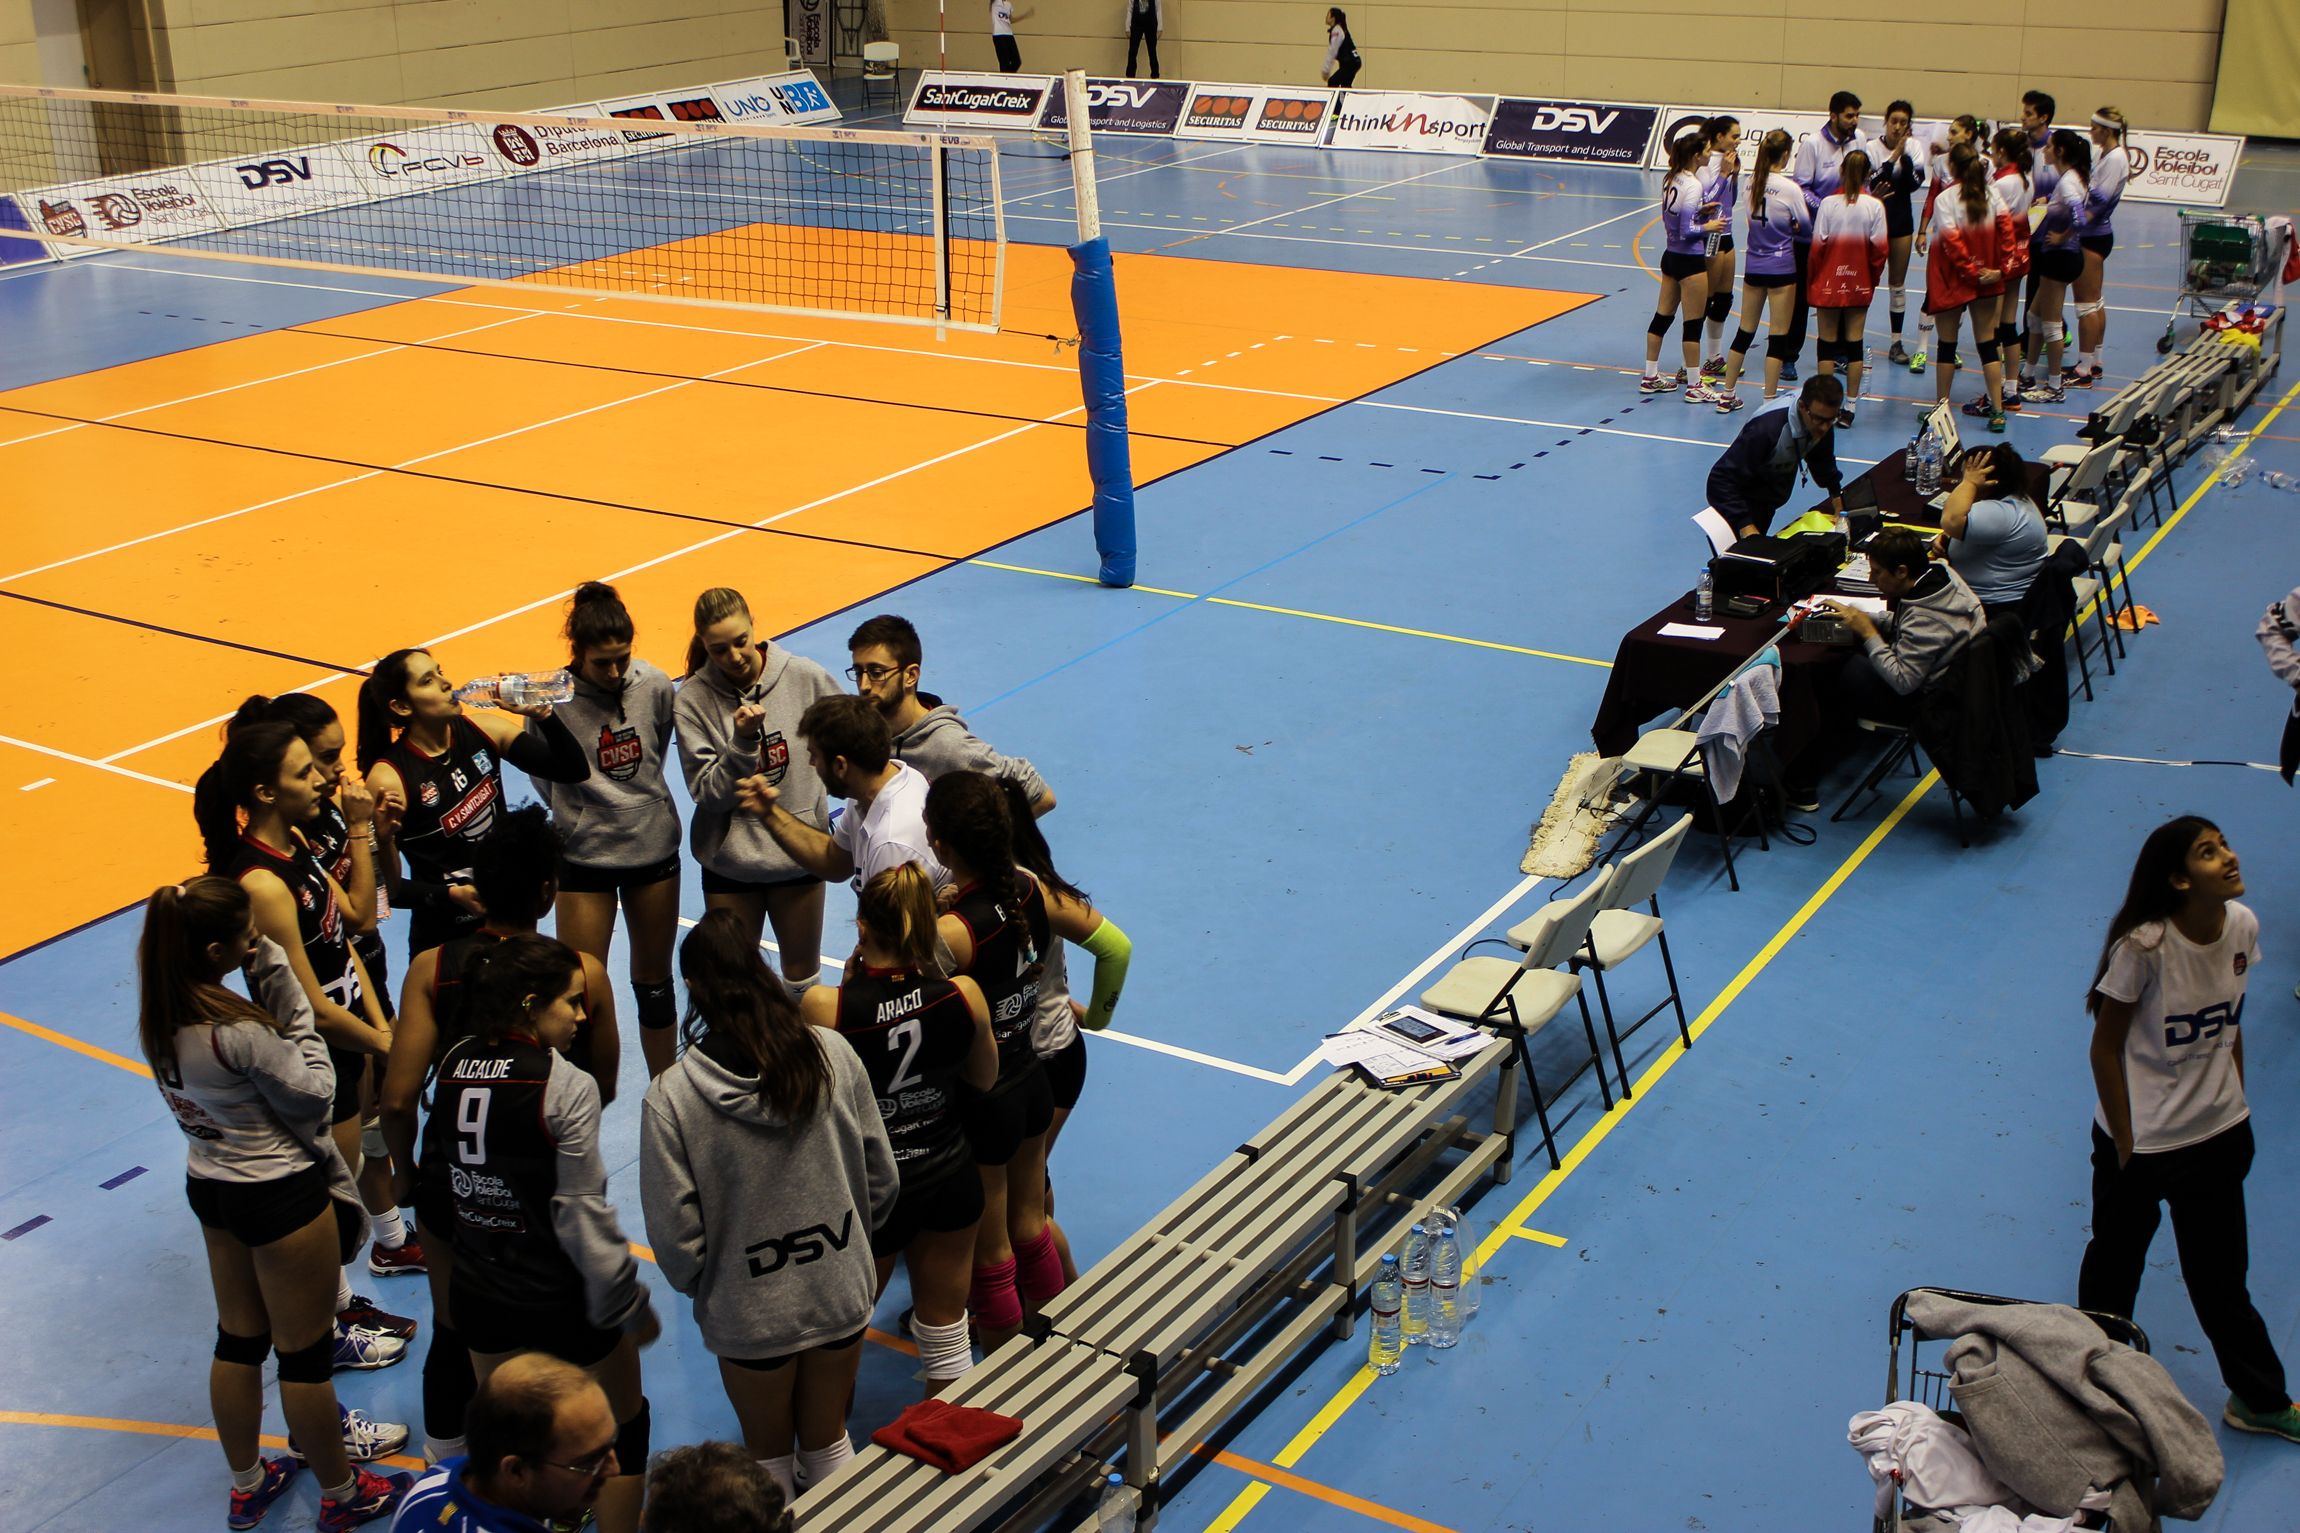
[1367,1254,1404,1376]
[1097,1472,1139,1530]
[1437,1206,1480,1323]
[455,669,574,708]
[1427,1222,1463,1349]
[1905,424,1922,483]
[1916,429,1942,497]
[2266,470,2299,494]
[1400,1224,1432,1344]
[1694,569,1715,622]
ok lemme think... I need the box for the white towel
[1848,1401,2015,1519]
[1694,661,1779,802]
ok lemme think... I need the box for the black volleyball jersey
[425,929,601,1085]
[425,1032,585,1308]
[230,831,363,1016]
[381,715,502,888]
[307,799,354,889]
[835,965,976,1181]
[947,874,1050,1077]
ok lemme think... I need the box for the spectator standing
[1124,0,1163,78]
[989,0,1029,73]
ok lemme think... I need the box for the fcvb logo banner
[1483,99,1659,165]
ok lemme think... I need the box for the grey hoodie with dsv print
[671,644,843,883]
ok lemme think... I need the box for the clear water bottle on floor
[1367,1254,1404,1376]
[1400,1223,1432,1344]
[455,669,574,708]
[1097,1472,1139,1530]
[1427,1221,1463,1349]
[1694,568,1715,622]
[1437,1206,1480,1323]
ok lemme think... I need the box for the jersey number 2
[455,1089,489,1165]
[887,1019,924,1094]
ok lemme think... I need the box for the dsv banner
[1484,98,1659,166]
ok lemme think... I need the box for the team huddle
[1642,89,2132,429]
[141,583,1132,1531]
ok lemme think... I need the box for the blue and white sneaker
[292,1404,411,1463]
[227,1457,302,1530]
[331,1323,407,1373]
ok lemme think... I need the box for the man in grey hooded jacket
[847,614,1054,816]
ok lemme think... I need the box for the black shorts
[724,1329,865,1372]
[2037,247,2084,284]
[1709,235,1735,256]
[325,1046,368,1125]
[2080,233,2114,259]
[992,34,1021,72]
[959,1062,1054,1166]
[699,865,818,897]
[1885,201,1915,240]
[1041,1033,1087,1112]
[453,1277,622,1369]
[407,899,482,960]
[1744,270,1795,290]
[872,1160,985,1257]
[353,929,394,1023]
[557,853,680,895]
[1658,249,1708,281]
[187,1162,328,1248]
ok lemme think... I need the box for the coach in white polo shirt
[739,693,946,901]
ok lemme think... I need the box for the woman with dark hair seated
[1933,442,2049,617]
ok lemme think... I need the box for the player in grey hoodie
[847,614,1054,815]
[640,911,897,1502]
[672,588,844,990]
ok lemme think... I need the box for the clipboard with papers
[1319,1006,1499,1089]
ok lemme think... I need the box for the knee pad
[613,1396,650,1474]
[360,1119,388,1162]
[1996,324,2019,349]
[276,1333,334,1384]
[1889,286,1906,313]
[913,1314,975,1383]
[1013,1227,1066,1305]
[2074,300,2106,319]
[1975,337,2001,366]
[634,978,676,1032]
[1706,290,1732,325]
[423,1325,475,1441]
[969,1258,1022,1332]
[1681,316,1703,345]
[1730,327,1758,358]
[214,1327,272,1366]
[1765,333,1798,362]
[1935,343,1960,370]
[1647,311,1674,339]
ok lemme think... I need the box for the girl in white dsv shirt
[2079,816,2300,1444]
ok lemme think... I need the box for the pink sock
[1013,1228,1067,1304]
[969,1258,1022,1331]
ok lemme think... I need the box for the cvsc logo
[1528,106,1621,134]
[745,1212,855,1276]
[237,156,313,188]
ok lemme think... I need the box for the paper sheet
[1692,506,1737,555]
[1658,622,1726,640]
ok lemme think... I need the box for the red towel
[871,1399,1024,1472]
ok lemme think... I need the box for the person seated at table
[1822,528,1986,720]
[1931,442,2048,618]
[1705,375,1847,540]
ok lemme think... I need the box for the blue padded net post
[1069,234,1136,588]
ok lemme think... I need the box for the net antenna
[1060,68,1136,588]
[0,84,1006,331]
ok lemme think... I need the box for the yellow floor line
[970,560,1612,669]
[1509,1227,1570,1247]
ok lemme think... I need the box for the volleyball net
[0,83,1006,330]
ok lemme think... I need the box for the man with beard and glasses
[845,614,1054,818]
[737,694,946,898]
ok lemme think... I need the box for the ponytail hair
[855,863,943,973]
[1664,128,1706,180]
[678,910,825,1123]
[998,777,1086,905]
[192,721,300,870]
[1838,149,1870,201]
[2091,105,2126,141]
[924,771,1034,973]
[459,934,584,1046]
[1953,144,1991,223]
[232,691,339,745]
[2052,127,2091,189]
[138,876,271,1069]
[566,580,635,670]
[685,587,752,678]
[1989,126,2029,170]
[1749,128,1792,219]
[356,648,426,773]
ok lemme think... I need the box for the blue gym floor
[5,87,2299,1531]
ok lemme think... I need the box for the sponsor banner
[2122,129,2242,208]
[187,146,366,225]
[25,169,228,258]
[904,71,1055,130]
[0,194,55,266]
[1041,77,1190,137]
[1175,83,1257,139]
[342,122,508,200]
[596,86,728,150]
[1239,88,1335,144]
[711,70,842,127]
[1322,89,1494,156]
[793,0,831,68]
[1647,105,1826,171]
[481,114,641,174]
[1483,98,1658,165]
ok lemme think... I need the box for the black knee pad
[276,1333,334,1384]
[423,1325,475,1440]
[215,1327,272,1366]
[1730,327,1758,358]
[1706,290,1732,325]
[614,1396,651,1473]
[1647,312,1674,339]
[634,979,675,1032]
[1681,316,1703,344]
[1936,343,1960,370]
[1975,337,2001,365]
[1765,333,1798,362]
[1996,324,2019,350]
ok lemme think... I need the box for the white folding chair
[1420,878,1611,1170]
[861,41,901,110]
[1507,815,1694,1102]
[2042,440,2116,535]
[1615,714,1770,892]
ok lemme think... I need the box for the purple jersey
[1741,172,1809,276]
[2086,145,2129,240]
[1792,123,1870,236]
[1660,170,1712,258]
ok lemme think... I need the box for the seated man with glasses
[847,613,1056,817]
[392,1352,622,1532]
[1706,374,1847,540]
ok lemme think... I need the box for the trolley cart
[2159,210,2276,353]
[1875,1287,2149,1533]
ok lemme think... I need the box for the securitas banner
[1323,90,1494,156]
[2122,129,2242,208]
[1042,77,1189,137]
[905,72,1053,130]
[1484,98,1658,165]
